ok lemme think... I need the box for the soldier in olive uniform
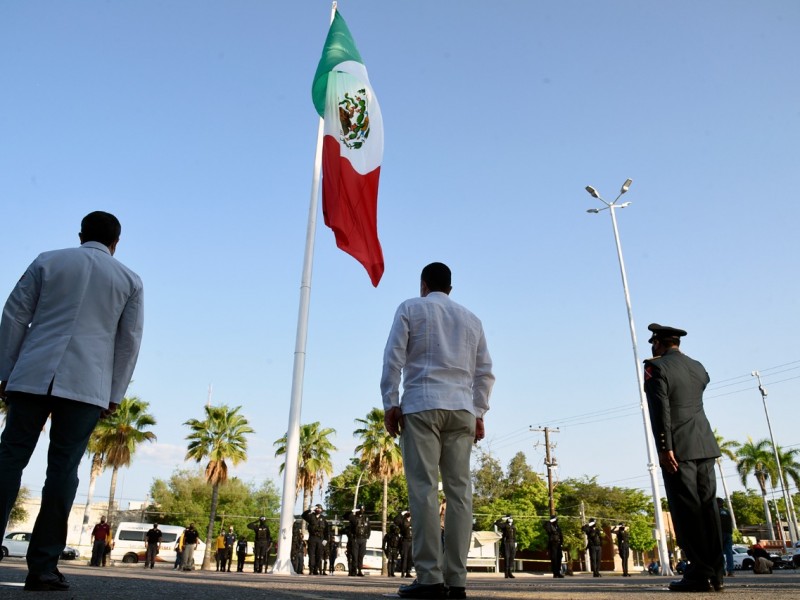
[495,515,517,578]
[302,504,327,575]
[247,516,272,573]
[543,515,564,578]
[581,519,603,577]
[644,323,724,592]
[612,523,631,576]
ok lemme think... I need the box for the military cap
[647,323,687,344]
[314,504,323,510]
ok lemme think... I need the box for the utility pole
[531,427,559,516]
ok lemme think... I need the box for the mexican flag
[312,11,384,287]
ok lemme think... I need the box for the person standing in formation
[235,535,248,573]
[181,524,199,571]
[613,523,631,577]
[325,519,338,575]
[343,505,370,577]
[302,504,328,575]
[215,529,227,572]
[248,516,272,573]
[582,519,603,578]
[223,525,236,572]
[291,520,305,574]
[543,515,564,578]
[494,515,517,579]
[383,523,402,577]
[144,523,162,569]
[644,323,724,592]
[394,510,413,578]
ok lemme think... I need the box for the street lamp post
[585,179,673,576]
[752,371,799,545]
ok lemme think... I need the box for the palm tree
[274,422,336,510]
[775,446,800,542]
[736,437,778,539]
[714,430,740,531]
[77,432,106,546]
[185,404,254,570]
[93,396,156,523]
[354,408,403,575]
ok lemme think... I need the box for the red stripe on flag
[321,135,384,287]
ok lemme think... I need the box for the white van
[110,522,206,566]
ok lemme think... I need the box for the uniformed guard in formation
[644,323,724,592]
[383,523,402,576]
[343,505,370,576]
[302,504,328,575]
[495,515,517,578]
[247,516,272,573]
[612,523,630,576]
[543,515,564,578]
[324,520,338,574]
[235,535,248,572]
[394,510,413,578]
[223,525,236,573]
[581,518,603,577]
[290,520,304,574]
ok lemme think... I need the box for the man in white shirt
[382,262,494,600]
[0,211,144,591]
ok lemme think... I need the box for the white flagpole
[272,1,337,576]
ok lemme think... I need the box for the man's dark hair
[421,262,451,292]
[81,211,121,247]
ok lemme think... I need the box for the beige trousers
[401,409,475,587]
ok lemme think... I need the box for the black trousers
[619,546,629,575]
[502,540,516,575]
[399,539,412,574]
[0,393,101,576]
[254,540,269,572]
[662,457,724,581]
[588,545,601,575]
[353,539,366,574]
[307,536,323,573]
[548,542,562,576]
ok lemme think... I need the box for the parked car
[731,544,753,570]
[0,532,80,561]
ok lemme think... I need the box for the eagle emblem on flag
[337,89,371,150]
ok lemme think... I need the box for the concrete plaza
[1,560,798,599]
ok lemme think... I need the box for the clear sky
[1,1,798,514]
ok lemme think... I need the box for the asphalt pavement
[1,559,799,599]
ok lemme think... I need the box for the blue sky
[1,1,798,514]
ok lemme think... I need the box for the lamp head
[586,208,600,214]
[585,185,600,198]
[620,178,633,194]
[619,202,631,208]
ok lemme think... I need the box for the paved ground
[1,559,798,599]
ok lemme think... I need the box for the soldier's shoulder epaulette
[643,356,662,364]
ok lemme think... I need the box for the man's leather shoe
[668,578,712,592]
[24,572,70,591]
[710,576,724,592]
[447,586,466,599]
[397,580,447,599]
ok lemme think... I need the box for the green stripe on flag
[312,11,364,117]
